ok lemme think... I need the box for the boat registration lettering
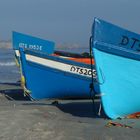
[70,66,96,77]
[19,43,42,51]
[28,44,42,51]
[120,36,140,51]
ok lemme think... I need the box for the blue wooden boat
[92,18,140,119]
[12,31,55,66]
[13,32,98,99]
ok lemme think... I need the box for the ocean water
[0,48,20,83]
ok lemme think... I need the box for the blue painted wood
[19,48,99,99]
[12,32,99,100]
[93,18,140,53]
[12,31,54,54]
[92,18,140,119]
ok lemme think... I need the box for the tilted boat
[13,32,98,99]
[92,18,140,119]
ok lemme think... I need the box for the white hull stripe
[25,54,96,78]
[15,50,20,57]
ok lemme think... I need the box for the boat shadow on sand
[0,83,107,118]
[0,82,30,101]
[54,100,107,119]
[23,99,107,119]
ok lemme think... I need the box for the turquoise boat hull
[92,18,140,119]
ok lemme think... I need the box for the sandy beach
[0,83,139,140]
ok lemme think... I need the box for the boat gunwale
[19,48,97,81]
[93,41,140,61]
[24,49,93,68]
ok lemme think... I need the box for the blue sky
[0,0,140,47]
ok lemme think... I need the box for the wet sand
[0,83,140,140]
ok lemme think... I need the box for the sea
[0,47,89,84]
[0,48,20,83]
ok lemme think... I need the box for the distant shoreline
[0,41,11,48]
[0,41,89,52]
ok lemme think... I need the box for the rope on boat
[20,62,35,101]
[89,36,103,116]
[23,86,35,101]
[89,36,97,114]
[15,52,35,101]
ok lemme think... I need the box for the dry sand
[0,83,140,140]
